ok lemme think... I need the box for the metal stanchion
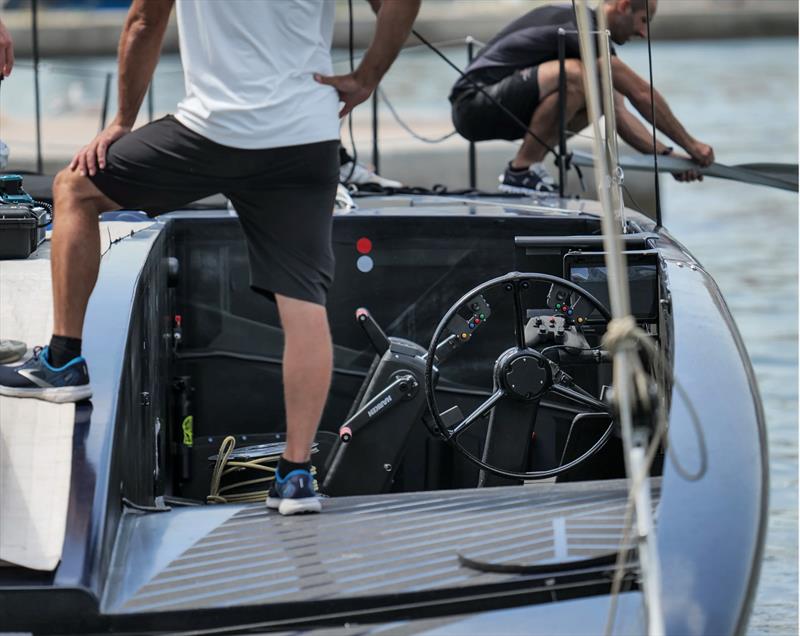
[100,72,112,132]
[371,90,379,174]
[467,37,477,190]
[557,28,567,198]
[31,0,43,173]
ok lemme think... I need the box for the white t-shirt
[174,0,340,150]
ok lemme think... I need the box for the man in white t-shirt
[0,0,421,515]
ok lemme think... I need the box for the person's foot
[0,346,92,403]
[498,162,556,195]
[266,468,322,515]
[340,161,403,189]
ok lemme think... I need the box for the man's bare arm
[614,91,703,182]
[71,0,174,176]
[614,91,670,155]
[611,56,714,166]
[316,0,421,117]
[0,19,14,77]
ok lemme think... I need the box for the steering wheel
[424,272,614,482]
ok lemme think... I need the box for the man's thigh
[226,140,339,307]
[89,115,226,215]
[454,67,542,141]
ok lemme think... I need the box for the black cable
[644,0,662,228]
[411,29,559,161]
[342,0,358,184]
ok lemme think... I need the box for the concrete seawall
[4,0,798,58]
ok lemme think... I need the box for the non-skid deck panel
[106,479,658,614]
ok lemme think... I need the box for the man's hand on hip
[314,72,373,118]
[69,123,131,177]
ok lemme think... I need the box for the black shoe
[0,346,92,403]
[498,162,556,195]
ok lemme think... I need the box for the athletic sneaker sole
[0,384,93,403]
[266,496,322,515]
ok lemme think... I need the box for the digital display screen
[569,263,658,319]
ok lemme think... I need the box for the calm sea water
[6,37,798,635]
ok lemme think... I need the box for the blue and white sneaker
[266,469,322,516]
[0,346,92,403]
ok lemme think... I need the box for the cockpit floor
[103,478,658,615]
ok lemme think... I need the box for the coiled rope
[207,436,318,505]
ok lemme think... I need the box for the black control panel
[563,250,661,323]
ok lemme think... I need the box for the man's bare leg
[51,169,120,338]
[276,294,332,463]
[512,59,587,170]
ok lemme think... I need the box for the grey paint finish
[658,260,768,636]
[105,480,653,614]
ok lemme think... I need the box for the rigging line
[377,87,458,144]
[99,224,154,257]
[410,28,560,161]
[645,0,662,228]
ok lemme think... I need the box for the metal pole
[574,4,664,635]
[596,14,626,232]
[557,29,567,198]
[371,90,379,175]
[31,0,43,174]
[467,37,477,190]
[147,82,154,123]
[100,72,112,132]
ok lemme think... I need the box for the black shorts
[451,66,541,142]
[90,115,339,306]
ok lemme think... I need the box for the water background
[5,37,798,634]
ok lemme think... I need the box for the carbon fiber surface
[104,479,656,614]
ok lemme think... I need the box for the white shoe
[340,161,403,188]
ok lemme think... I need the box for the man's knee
[276,294,330,336]
[53,168,118,216]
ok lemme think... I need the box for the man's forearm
[355,0,420,89]
[612,58,695,151]
[114,0,173,128]
[629,86,693,150]
[616,98,671,155]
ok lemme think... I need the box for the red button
[356,237,372,254]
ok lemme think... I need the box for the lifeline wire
[377,87,458,144]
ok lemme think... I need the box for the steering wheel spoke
[549,379,609,413]
[448,388,506,438]
[511,282,527,350]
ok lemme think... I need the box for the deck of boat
[102,478,654,626]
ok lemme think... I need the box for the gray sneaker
[498,162,556,195]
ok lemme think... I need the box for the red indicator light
[356,237,372,254]
[474,318,481,325]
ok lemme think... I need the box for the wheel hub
[497,349,551,400]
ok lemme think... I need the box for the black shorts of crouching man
[89,115,339,306]
[450,65,542,142]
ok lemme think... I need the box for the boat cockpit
[126,199,667,507]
